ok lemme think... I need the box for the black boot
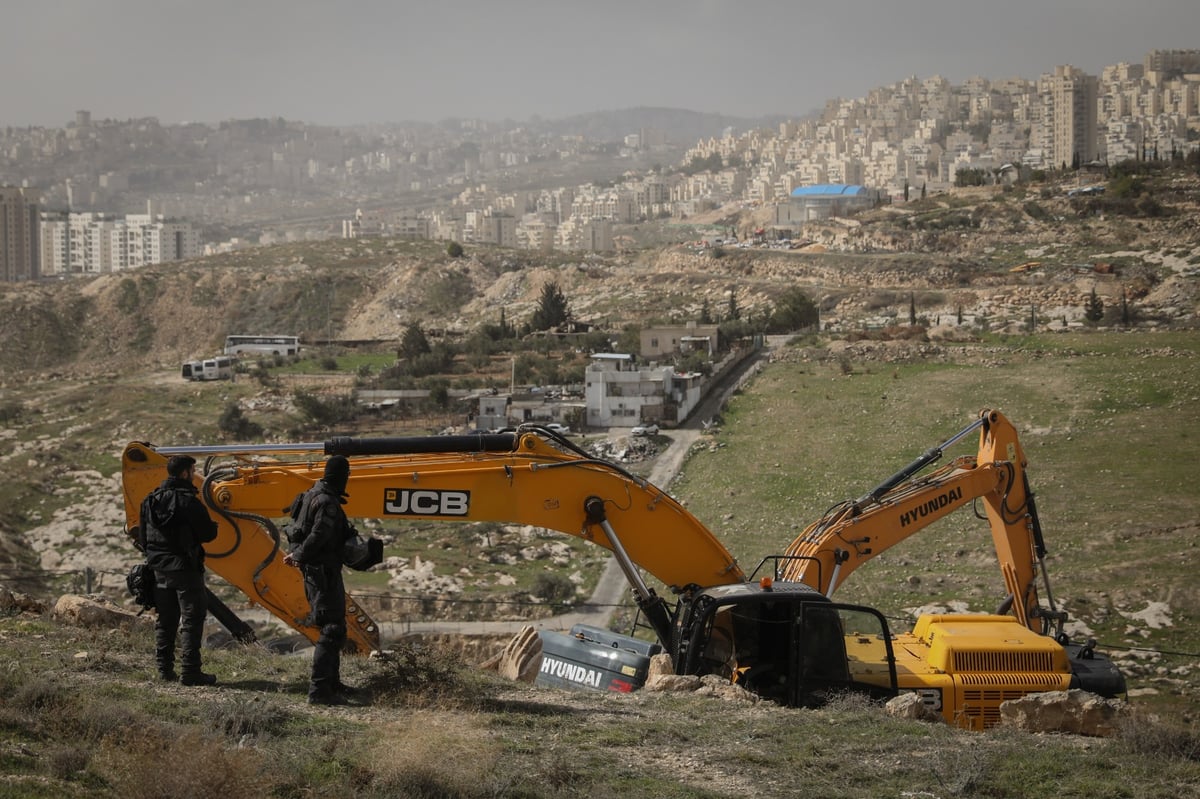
[180,671,217,686]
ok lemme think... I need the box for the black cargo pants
[301,562,347,699]
[153,568,208,678]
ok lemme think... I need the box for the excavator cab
[675,582,899,708]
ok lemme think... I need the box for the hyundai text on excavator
[120,408,1125,729]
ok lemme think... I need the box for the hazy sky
[2,0,1197,127]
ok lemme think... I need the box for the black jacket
[141,477,218,573]
[290,480,351,568]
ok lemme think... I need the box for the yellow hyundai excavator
[768,408,1127,725]
[120,409,1125,729]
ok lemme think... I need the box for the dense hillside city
[1,48,1198,282]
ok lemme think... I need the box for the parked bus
[182,356,235,381]
[223,335,301,357]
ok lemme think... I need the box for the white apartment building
[556,217,612,252]
[516,213,557,252]
[1105,120,1144,163]
[39,211,199,275]
[584,354,704,427]
[476,212,517,248]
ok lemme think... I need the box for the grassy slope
[672,330,1200,718]
[2,331,1200,797]
[1,614,1198,799]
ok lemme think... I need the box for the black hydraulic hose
[1023,473,1048,560]
[198,465,300,622]
[201,467,242,559]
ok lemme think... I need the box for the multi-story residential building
[556,217,612,252]
[1,186,40,281]
[1144,50,1200,79]
[38,210,199,275]
[584,354,695,427]
[535,188,575,224]
[476,212,517,248]
[1044,65,1100,167]
[516,213,556,252]
[392,211,432,240]
[1105,119,1144,164]
[342,209,383,238]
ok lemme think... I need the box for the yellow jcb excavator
[120,408,1125,729]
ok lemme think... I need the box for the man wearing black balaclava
[140,454,219,685]
[284,455,356,705]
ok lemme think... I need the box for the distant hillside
[2,165,1198,383]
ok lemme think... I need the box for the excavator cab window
[699,607,738,680]
[794,604,851,706]
[692,600,793,701]
[793,603,899,707]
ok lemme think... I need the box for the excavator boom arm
[779,409,1054,632]
[121,429,745,651]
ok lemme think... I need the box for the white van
[183,356,234,381]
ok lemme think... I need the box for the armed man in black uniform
[140,454,219,685]
[283,455,356,705]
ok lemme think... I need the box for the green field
[671,330,1200,715]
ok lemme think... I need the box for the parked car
[631,424,659,437]
[544,423,572,435]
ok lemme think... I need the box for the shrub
[1023,201,1050,221]
[0,401,24,423]
[356,641,487,710]
[292,390,359,429]
[41,744,91,781]
[208,695,295,739]
[1117,712,1200,762]
[218,402,264,439]
[532,573,576,603]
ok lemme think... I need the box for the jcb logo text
[384,489,470,516]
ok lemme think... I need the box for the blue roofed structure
[789,184,869,198]
[784,183,877,223]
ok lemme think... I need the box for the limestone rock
[0,587,46,615]
[646,652,675,681]
[698,674,760,703]
[885,691,944,723]
[51,594,146,629]
[999,689,1127,737]
[643,673,703,693]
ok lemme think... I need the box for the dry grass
[0,610,1199,797]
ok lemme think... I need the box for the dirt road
[373,339,771,642]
